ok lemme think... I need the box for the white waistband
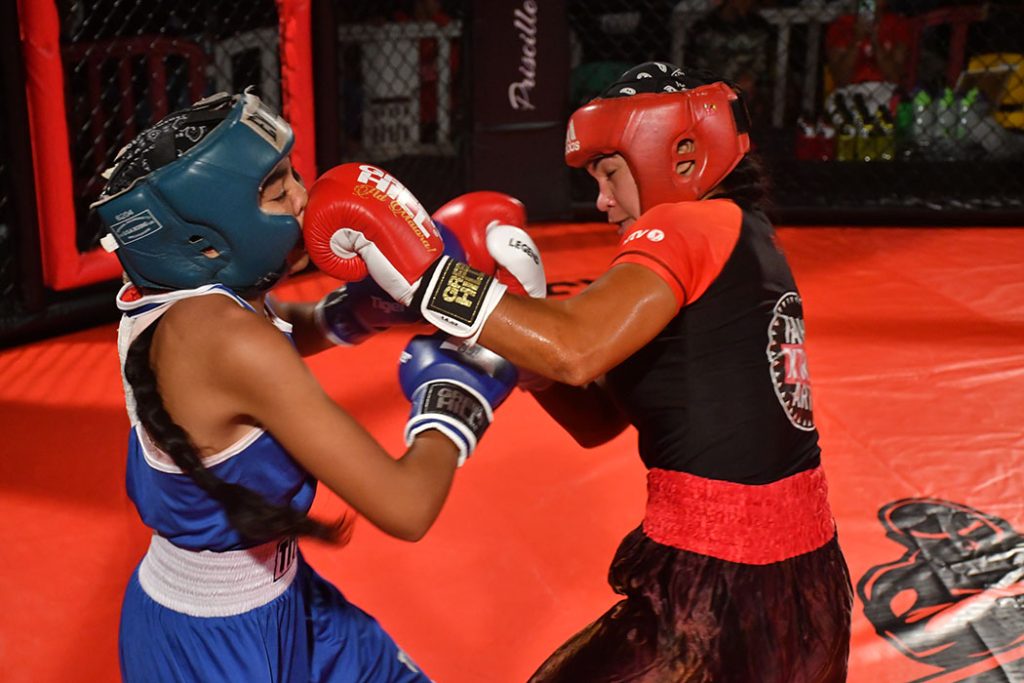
[138,535,299,617]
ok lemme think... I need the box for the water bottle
[956,87,981,140]
[874,106,895,161]
[911,89,935,155]
[795,114,817,161]
[831,95,857,162]
[956,87,1008,156]
[815,116,836,161]
[933,87,958,159]
[851,93,875,161]
[894,99,914,159]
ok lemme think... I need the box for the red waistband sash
[642,466,836,565]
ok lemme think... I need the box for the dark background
[3,0,1023,346]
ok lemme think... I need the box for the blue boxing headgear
[93,91,300,292]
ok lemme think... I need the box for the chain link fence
[45,0,1023,222]
[1,0,37,330]
[323,1,468,213]
[61,0,284,250]
[568,0,1024,218]
[1,0,288,345]
[3,0,1024,344]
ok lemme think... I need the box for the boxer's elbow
[545,341,607,387]
[369,501,441,542]
[393,524,430,543]
[381,515,433,542]
[500,304,610,386]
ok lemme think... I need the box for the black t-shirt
[604,200,822,484]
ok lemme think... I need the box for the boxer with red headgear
[564,64,751,209]
[523,64,850,682]
[304,62,851,681]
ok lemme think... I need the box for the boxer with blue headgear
[105,91,523,682]
[94,91,300,293]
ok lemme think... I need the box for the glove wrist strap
[414,256,506,344]
[404,379,493,466]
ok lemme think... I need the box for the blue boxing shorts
[119,535,431,682]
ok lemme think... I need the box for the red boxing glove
[304,163,444,305]
[432,192,551,389]
[432,192,546,298]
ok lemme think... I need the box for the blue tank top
[116,283,317,551]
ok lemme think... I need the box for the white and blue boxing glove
[399,334,518,466]
[314,224,469,346]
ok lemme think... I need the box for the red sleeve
[611,199,741,310]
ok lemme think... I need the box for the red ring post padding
[17,0,317,290]
[18,0,116,290]
[278,0,317,185]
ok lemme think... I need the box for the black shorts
[529,528,853,683]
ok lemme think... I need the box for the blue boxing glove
[399,334,518,465]
[314,277,418,346]
[315,225,468,346]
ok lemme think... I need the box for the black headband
[101,93,237,198]
[600,62,737,99]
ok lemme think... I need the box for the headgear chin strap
[565,63,751,212]
[93,91,299,292]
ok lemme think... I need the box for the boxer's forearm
[478,263,677,386]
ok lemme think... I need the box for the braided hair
[124,320,346,543]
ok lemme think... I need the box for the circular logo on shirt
[647,229,665,242]
[766,292,815,431]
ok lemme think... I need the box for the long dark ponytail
[124,320,346,543]
[716,152,772,215]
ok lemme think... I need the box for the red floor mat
[1,224,1022,682]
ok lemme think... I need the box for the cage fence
[3,0,1024,345]
[59,0,284,252]
[329,0,468,213]
[0,0,287,344]
[567,0,1024,217]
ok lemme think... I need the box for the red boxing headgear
[565,69,751,212]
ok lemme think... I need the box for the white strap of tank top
[138,534,298,617]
